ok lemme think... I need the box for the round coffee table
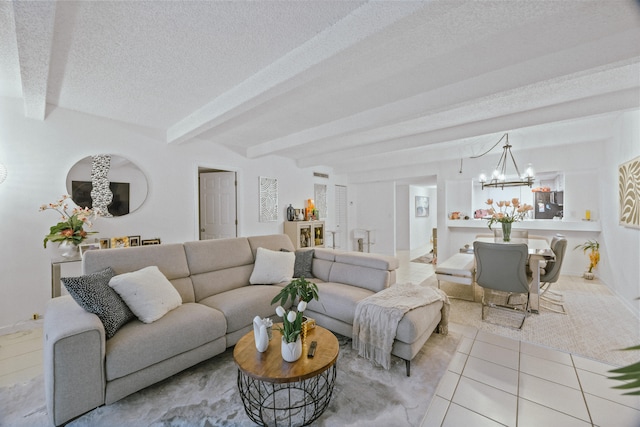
[233,324,339,426]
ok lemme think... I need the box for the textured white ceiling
[2,0,639,181]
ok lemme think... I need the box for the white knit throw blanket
[352,283,450,370]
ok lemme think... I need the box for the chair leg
[540,297,567,314]
[405,359,411,377]
[540,282,564,302]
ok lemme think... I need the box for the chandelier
[474,133,534,189]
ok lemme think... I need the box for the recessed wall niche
[66,155,148,217]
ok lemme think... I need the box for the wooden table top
[233,324,339,384]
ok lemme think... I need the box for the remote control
[307,341,317,358]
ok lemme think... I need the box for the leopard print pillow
[62,267,135,339]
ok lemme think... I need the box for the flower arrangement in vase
[272,277,320,360]
[574,239,600,279]
[40,195,100,255]
[485,198,533,241]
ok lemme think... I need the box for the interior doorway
[198,169,237,240]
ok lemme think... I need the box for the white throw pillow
[109,266,182,323]
[250,247,295,285]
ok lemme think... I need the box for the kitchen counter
[446,219,600,232]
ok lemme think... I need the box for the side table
[233,325,339,426]
[51,254,82,297]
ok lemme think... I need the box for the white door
[200,171,237,240]
[334,185,348,250]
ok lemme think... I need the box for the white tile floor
[0,323,43,388]
[423,324,640,427]
[397,250,640,427]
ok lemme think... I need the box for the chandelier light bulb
[524,163,535,179]
[479,171,487,183]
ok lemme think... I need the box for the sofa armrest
[44,296,106,426]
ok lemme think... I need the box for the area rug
[0,331,460,427]
[427,274,640,367]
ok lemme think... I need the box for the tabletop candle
[586,210,591,220]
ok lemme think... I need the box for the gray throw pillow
[294,249,315,278]
[61,267,136,339]
[281,248,315,278]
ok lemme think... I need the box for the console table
[51,254,82,297]
[233,325,339,426]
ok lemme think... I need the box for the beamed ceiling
[1,1,639,183]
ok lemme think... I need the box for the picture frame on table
[141,238,161,245]
[128,235,141,247]
[79,242,101,258]
[111,236,130,248]
[99,238,110,249]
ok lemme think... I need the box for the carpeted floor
[0,331,460,427]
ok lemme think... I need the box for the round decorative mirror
[66,155,148,217]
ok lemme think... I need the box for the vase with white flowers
[40,195,100,257]
[275,302,307,362]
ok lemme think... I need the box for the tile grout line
[570,353,596,426]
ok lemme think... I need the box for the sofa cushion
[184,238,254,274]
[247,234,295,257]
[249,247,295,285]
[293,249,314,278]
[281,248,315,278]
[104,303,226,381]
[109,266,182,323]
[82,243,195,303]
[61,267,135,339]
[306,282,375,325]
[328,263,391,293]
[199,285,285,333]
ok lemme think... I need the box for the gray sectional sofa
[44,234,441,426]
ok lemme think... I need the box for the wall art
[314,184,327,219]
[416,196,429,217]
[619,155,640,229]
[259,177,278,222]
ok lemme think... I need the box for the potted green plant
[271,277,319,306]
[271,277,320,343]
[40,195,100,257]
[574,240,600,279]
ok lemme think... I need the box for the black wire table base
[237,364,337,427]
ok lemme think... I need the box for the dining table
[474,236,555,314]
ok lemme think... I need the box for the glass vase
[58,240,79,258]
[501,222,512,242]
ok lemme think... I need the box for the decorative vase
[281,336,303,362]
[501,222,512,242]
[583,271,595,280]
[286,204,295,221]
[58,240,79,258]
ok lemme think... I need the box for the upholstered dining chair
[473,241,532,329]
[539,236,568,314]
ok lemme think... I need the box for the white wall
[395,185,410,250]
[0,99,345,327]
[352,181,396,256]
[600,110,640,313]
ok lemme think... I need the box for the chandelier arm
[469,133,508,159]
[507,145,523,177]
